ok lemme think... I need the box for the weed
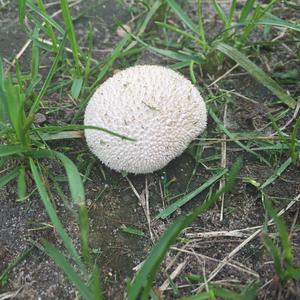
[127,159,242,299]
[262,197,300,287]
[131,0,298,108]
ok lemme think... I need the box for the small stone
[34,113,47,124]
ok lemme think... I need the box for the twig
[226,90,260,105]
[165,244,187,272]
[160,261,187,291]
[208,64,239,87]
[126,176,154,242]
[171,246,259,278]
[163,279,242,291]
[272,27,287,42]
[158,179,165,210]
[185,230,250,239]
[144,176,154,242]
[258,278,273,291]
[0,288,23,300]
[195,194,300,292]
[288,208,299,240]
[202,260,209,293]
[5,40,32,74]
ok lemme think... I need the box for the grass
[127,159,242,300]
[155,168,227,219]
[262,197,300,285]
[0,245,34,287]
[0,0,300,299]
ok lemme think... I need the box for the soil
[1,1,300,300]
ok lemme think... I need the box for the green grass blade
[268,112,288,144]
[155,22,198,41]
[290,115,300,163]
[256,13,300,33]
[26,35,66,127]
[17,165,27,201]
[3,77,25,140]
[212,0,227,24]
[240,5,262,43]
[227,0,237,28]
[189,60,197,84]
[26,0,65,34]
[91,265,103,300]
[31,146,92,285]
[29,158,86,273]
[36,0,59,52]
[0,56,4,90]
[287,268,300,279]
[0,57,8,124]
[239,0,255,23]
[0,167,20,188]
[32,124,136,141]
[264,198,293,265]
[211,287,240,300]
[215,42,296,108]
[121,226,145,237]
[15,61,22,87]
[31,27,40,81]
[59,0,80,68]
[197,0,207,47]
[25,74,42,98]
[0,245,34,286]
[156,168,227,219]
[71,76,83,99]
[27,35,55,53]
[41,240,92,300]
[30,150,84,205]
[180,291,215,300]
[136,0,162,35]
[260,157,292,189]
[55,151,85,205]
[240,282,259,300]
[214,283,258,299]
[144,47,202,63]
[128,159,242,300]
[261,234,283,276]
[0,144,23,157]
[15,86,27,146]
[18,0,26,26]
[166,0,198,34]
[127,30,204,63]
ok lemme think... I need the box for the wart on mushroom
[84,65,207,174]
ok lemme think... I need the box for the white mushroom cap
[84,65,207,174]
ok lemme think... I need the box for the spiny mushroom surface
[84,65,207,174]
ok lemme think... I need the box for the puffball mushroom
[84,65,207,174]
